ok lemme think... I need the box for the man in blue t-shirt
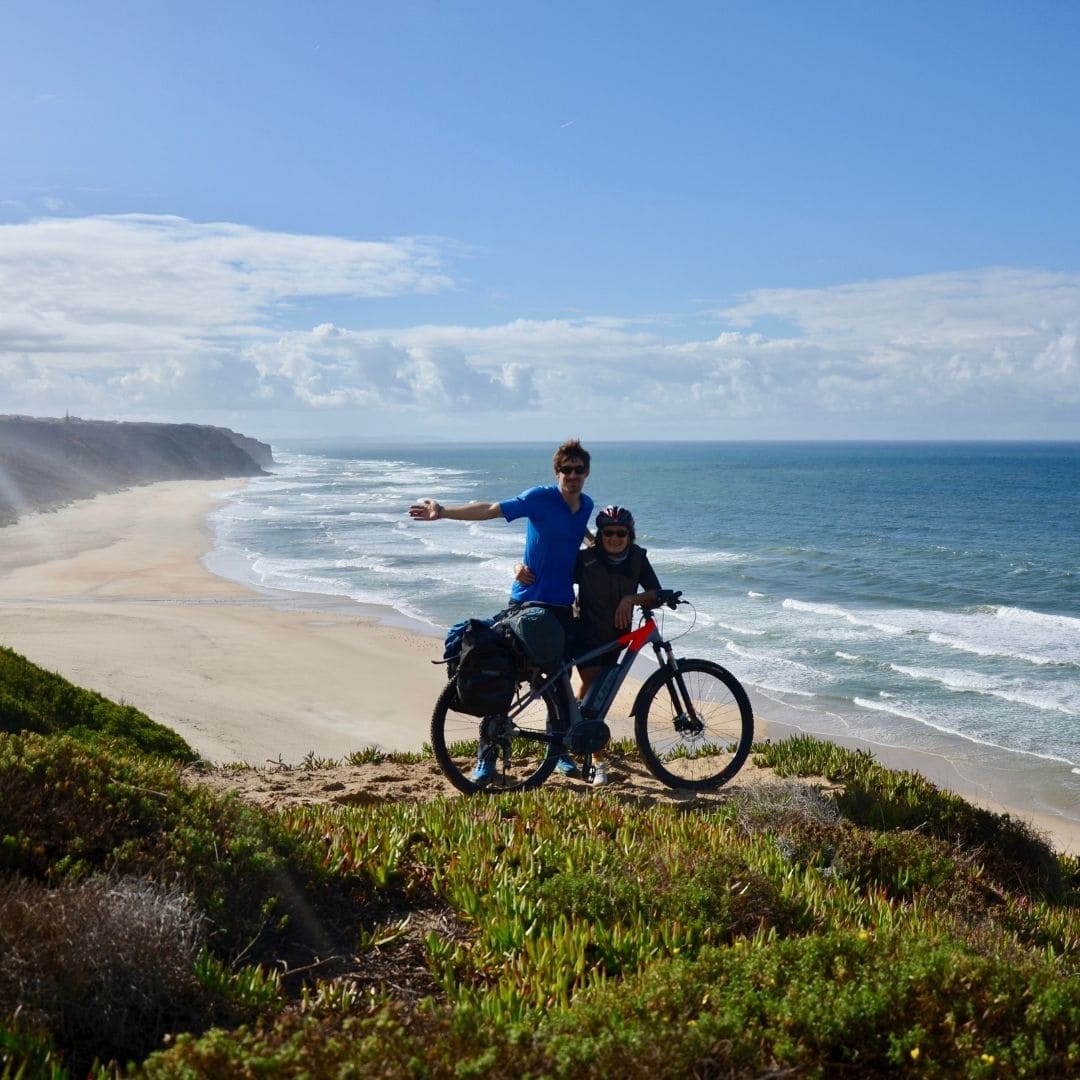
[408,439,593,607]
[409,439,593,780]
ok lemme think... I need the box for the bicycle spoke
[431,679,565,794]
[634,659,753,789]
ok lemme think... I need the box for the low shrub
[3,730,1079,1077]
[133,926,1080,1078]
[0,645,194,760]
[539,930,1080,1078]
[0,875,209,1076]
[755,736,1065,900]
[0,733,349,962]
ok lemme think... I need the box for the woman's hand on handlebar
[654,588,683,610]
[614,594,637,629]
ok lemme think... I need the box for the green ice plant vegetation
[344,745,430,766]
[211,745,434,771]
[1,649,1079,1077]
[0,645,194,760]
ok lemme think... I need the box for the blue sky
[2,1,1078,440]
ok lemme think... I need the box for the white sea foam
[890,663,1079,716]
[993,605,1080,635]
[724,641,756,660]
[782,598,907,636]
[714,620,766,636]
[925,610,1080,666]
[853,696,1079,767]
[987,687,1079,715]
[783,598,847,619]
[778,594,1080,669]
[722,640,834,696]
[926,631,1051,666]
[853,696,928,724]
[758,684,816,697]
[650,545,747,565]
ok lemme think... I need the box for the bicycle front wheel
[633,658,753,790]
[430,678,566,795]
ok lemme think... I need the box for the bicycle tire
[633,658,754,790]
[430,677,566,795]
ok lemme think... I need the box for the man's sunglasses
[557,465,588,475]
[601,528,629,539]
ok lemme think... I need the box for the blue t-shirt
[501,485,593,605]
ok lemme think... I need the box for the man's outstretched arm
[409,499,503,522]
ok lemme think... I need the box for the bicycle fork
[653,641,705,736]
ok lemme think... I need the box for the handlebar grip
[656,588,683,609]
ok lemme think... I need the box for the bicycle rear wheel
[430,678,566,795]
[633,658,753,790]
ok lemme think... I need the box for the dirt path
[186,751,804,813]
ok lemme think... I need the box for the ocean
[204,441,1080,823]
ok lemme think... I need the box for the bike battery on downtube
[567,663,617,753]
[580,663,621,719]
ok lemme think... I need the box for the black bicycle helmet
[595,504,635,540]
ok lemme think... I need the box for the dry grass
[0,875,209,1073]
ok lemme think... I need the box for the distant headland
[0,415,275,525]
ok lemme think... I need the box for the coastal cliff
[0,415,275,524]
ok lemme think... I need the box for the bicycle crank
[568,720,611,754]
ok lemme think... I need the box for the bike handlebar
[651,588,683,610]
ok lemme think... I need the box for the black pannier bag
[454,619,519,716]
[502,606,566,671]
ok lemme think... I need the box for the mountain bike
[430,589,754,794]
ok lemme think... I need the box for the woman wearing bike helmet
[572,504,662,785]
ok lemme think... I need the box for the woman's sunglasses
[601,528,629,539]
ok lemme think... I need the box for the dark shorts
[577,643,620,675]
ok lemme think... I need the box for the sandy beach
[0,481,448,765]
[1,479,1077,856]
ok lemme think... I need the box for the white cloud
[0,214,456,366]
[710,269,1080,417]
[247,327,538,412]
[1,214,1077,439]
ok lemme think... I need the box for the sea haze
[205,441,1080,814]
